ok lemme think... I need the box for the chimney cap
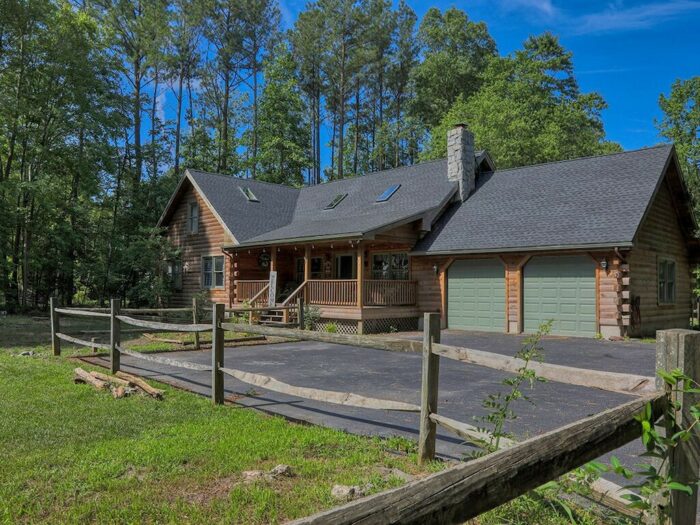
[451,122,469,129]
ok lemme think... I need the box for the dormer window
[324,193,347,210]
[188,202,199,234]
[239,186,259,202]
[376,184,400,202]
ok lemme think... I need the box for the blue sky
[279,0,700,152]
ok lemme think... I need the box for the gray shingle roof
[241,160,456,244]
[413,145,674,254]
[170,145,677,252]
[188,170,299,242]
[181,161,457,246]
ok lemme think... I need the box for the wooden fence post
[655,329,700,525]
[50,297,60,356]
[110,299,121,374]
[297,297,305,330]
[212,303,225,405]
[419,312,441,464]
[192,297,200,350]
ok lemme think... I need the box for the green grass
[0,347,430,524]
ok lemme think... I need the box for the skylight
[376,184,400,202]
[324,193,347,210]
[239,186,259,202]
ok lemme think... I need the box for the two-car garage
[446,255,597,337]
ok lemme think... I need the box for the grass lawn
[0,315,628,524]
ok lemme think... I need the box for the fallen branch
[115,371,164,400]
[73,367,109,390]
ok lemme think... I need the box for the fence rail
[49,297,700,524]
[118,347,212,372]
[290,392,667,525]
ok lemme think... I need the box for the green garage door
[523,255,596,337]
[448,259,505,332]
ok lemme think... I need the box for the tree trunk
[353,78,360,175]
[133,55,143,185]
[251,43,259,179]
[174,66,184,174]
[150,63,159,179]
[219,68,231,172]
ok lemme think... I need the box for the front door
[335,254,355,279]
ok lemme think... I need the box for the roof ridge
[300,158,447,190]
[186,168,302,192]
[493,144,672,174]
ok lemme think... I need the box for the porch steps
[258,308,297,326]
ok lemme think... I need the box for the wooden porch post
[304,245,311,303]
[356,242,364,307]
[270,247,277,273]
[357,242,364,335]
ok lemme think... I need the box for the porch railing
[308,279,357,306]
[236,280,268,304]
[363,280,417,306]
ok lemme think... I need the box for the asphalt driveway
[84,330,656,468]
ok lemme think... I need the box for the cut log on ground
[111,386,127,399]
[73,367,109,390]
[115,371,164,400]
[89,371,132,387]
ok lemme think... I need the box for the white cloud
[496,0,558,18]
[572,0,700,34]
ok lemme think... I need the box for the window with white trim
[188,202,199,234]
[202,256,225,289]
[371,253,409,280]
[658,258,676,305]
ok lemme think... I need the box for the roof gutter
[409,242,634,257]
[224,232,364,251]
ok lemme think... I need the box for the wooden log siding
[363,280,417,306]
[164,182,233,307]
[628,177,692,336]
[308,279,357,306]
[290,392,666,525]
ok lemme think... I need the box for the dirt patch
[183,475,240,506]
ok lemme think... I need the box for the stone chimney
[447,124,476,201]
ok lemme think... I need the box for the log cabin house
[157,125,698,338]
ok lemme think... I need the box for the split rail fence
[49,298,700,524]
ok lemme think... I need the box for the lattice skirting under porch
[312,319,359,335]
[363,317,418,334]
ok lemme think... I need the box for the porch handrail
[248,283,270,306]
[363,279,417,306]
[281,280,307,306]
[307,279,357,306]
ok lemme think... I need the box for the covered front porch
[226,241,420,333]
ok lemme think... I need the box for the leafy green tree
[256,42,311,185]
[658,77,700,216]
[411,7,496,129]
[423,33,620,168]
